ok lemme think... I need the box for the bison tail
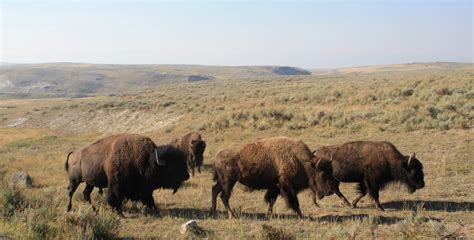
[64,152,73,171]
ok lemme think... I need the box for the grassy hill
[0,62,473,239]
[0,63,310,98]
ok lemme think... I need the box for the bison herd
[64,132,425,218]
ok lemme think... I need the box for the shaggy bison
[65,134,124,211]
[314,141,425,211]
[65,134,189,214]
[211,137,335,218]
[170,132,206,176]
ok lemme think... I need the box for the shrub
[1,185,27,219]
[62,208,120,240]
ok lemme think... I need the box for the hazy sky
[1,0,472,68]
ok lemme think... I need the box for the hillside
[0,63,310,98]
[0,63,473,239]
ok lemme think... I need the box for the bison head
[189,139,206,174]
[308,156,336,201]
[405,153,425,192]
[155,145,190,193]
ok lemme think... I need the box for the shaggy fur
[314,141,425,211]
[103,134,189,213]
[211,137,335,218]
[170,132,206,176]
[65,134,126,211]
[65,134,189,213]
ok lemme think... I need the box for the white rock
[180,220,198,234]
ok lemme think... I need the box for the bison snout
[416,182,425,189]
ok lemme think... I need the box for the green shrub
[1,185,27,219]
[62,208,120,240]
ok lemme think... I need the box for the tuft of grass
[1,184,26,219]
[260,224,296,240]
[62,208,120,240]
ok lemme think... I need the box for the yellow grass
[0,64,473,239]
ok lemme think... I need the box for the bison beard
[211,137,335,219]
[314,141,425,211]
[91,134,189,215]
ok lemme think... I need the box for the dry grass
[0,64,473,239]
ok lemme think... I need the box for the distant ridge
[0,63,312,98]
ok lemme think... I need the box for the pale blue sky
[1,0,472,68]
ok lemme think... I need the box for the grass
[0,63,473,239]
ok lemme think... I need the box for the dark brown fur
[170,132,206,176]
[65,134,189,213]
[314,141,425,210]
[65,134,126,211]
[103,134,189,214]
[211,137,335,218]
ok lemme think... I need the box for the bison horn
[316,158,322,168]
[155,148,166,166]
[408,153,414,165]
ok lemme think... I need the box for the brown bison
[314,141,425,211]
[211,137,335,218]
[170,132,206,176]
[65,134,190,214]
[103,134,189,214]
[65,134,124,211]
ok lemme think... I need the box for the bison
[211,137,335,218]
[314,141,425,211]
[170,132,206,176]
[65,134,124,212]
[103,134,189,214]
[65,134,190,214]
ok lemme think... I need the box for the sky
[1,0,472,69]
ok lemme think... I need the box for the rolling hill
[0,63,311,98]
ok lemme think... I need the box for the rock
[11,171,33,188]
[180,220,199,235]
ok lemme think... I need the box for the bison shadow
[159,207,425,225]
[383,200,474,212]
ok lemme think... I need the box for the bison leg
[107,184,124,216]
[211,182,222,214]
[220,179,237,219]
[279,180,302,218]
[140,194,159,215]
[352,183,367,208]
[66,181,80,212]
[264,186,279,215]
[334,188,351,207]
[83,183,96,211]
[369,190,384,211]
